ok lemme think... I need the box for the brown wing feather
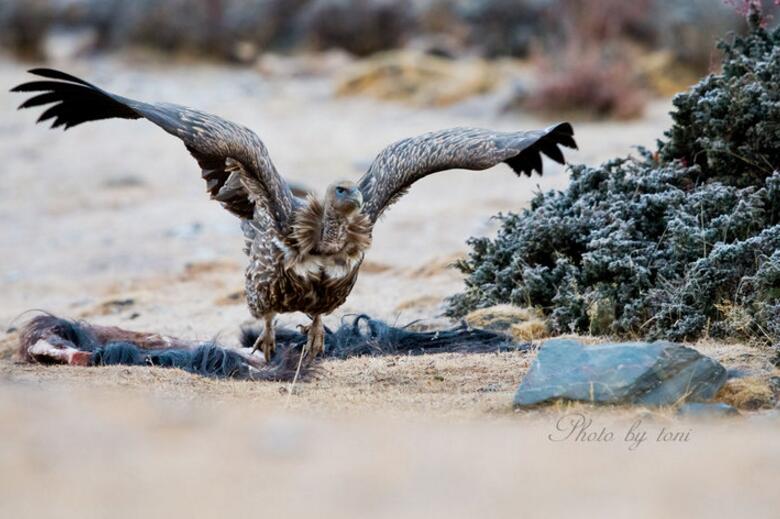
[12,68,298,231]
[357,123,577,222]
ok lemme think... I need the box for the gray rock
[726,368,750,379]
[514,339,727,408]
[677,402,739,418]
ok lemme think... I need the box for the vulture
[12,68,577,362]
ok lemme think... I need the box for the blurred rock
[454,0,548,58]
[335,50,498,106]
[406,34,467,60]
[298,0,414,57]
[256,49,353,77]
[74,0,306,60]
[0,0,52,60]
[101,174,146,189]
[653,0,741,71]
[0,0,760,88]
[514,339,728,408]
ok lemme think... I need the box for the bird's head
[325,181,363,215]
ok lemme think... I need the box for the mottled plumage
[12,68,577,361]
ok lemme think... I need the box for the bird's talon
[303,317,325,358]
[250,328,276,363]
[262,335,275,363]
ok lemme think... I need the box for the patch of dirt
[394,294,443,312]
[180,259,243,280]
[215,290,246,306]
[360,260,394,274]
[404,252,465,278]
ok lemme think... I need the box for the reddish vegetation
[527,0,650,119]
[725,0,779,27]
[528,50,645,120]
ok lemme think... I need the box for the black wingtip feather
[557,134,578,150]
[529,149,543,175]
[541,143,566,165]
[17,92,59,110]
[504,121,578,177]
[28,68,94,86]
[549,122,578,149]
[551,121,574,136]
[12,69,141,128]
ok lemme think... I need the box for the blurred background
[2,0,779,119]
[2,4,780,519]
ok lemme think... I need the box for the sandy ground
[1,54,778,518]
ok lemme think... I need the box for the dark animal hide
[19,314,312,381]
[240,314,528,359]
[18,313,527,381]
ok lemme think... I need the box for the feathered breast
[285,197,372,276]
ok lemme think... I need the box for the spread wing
[11,68,298,232]
[357,123,577,222]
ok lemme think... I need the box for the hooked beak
[348,188,364,209]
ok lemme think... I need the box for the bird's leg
[304,314,325,358]
[251,313,276,362]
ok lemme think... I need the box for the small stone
[102,174,146,188]
[677,402,740,418]
[514,339,727,408]
[165,222,203,240]
[726,368,751,379]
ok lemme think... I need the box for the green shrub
[660,16,780,186]
[447,21,780,344]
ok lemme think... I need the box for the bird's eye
[336,187,346,195]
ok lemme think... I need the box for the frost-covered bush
[661,12,780,186]
[447,21,780,344]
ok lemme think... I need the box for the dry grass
[510,319,549,341]
[717,377,777,410]
[335,51,498,107]
[463,305,542,332]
